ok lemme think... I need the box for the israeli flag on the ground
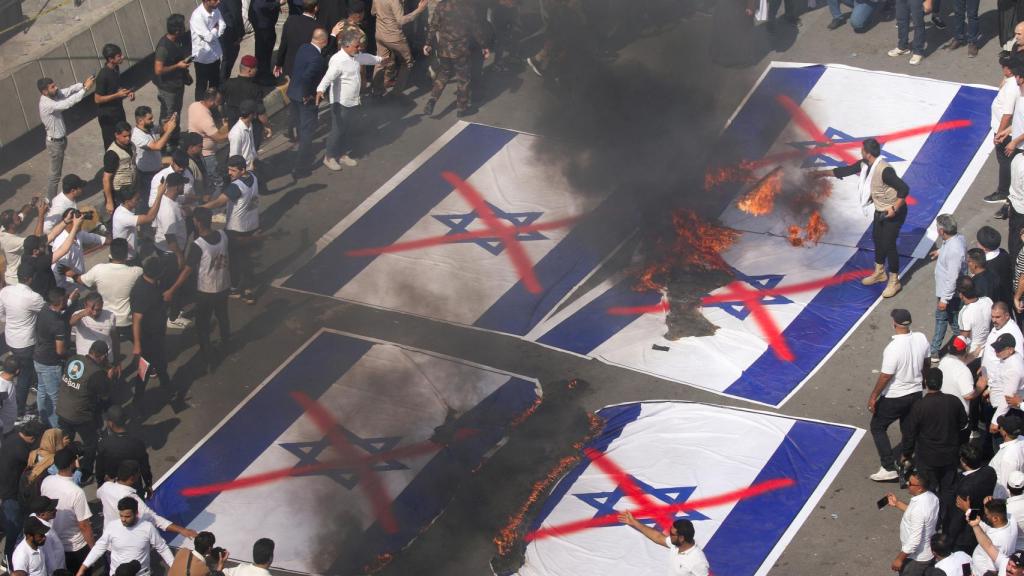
[526,62,997,407]
[516,401,863,576]
[278,122,632,337]
[151,330,541,575]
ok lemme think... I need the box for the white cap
[1009,470,1024,490]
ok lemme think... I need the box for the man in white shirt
[69,292,117,355]
[200,157,260,304]
[969,517,1024,576]
[151,173,193,331]
[886,469,940,575]
[615,512,709,576]
[224,537,272,573]
[78,240,143,337]
[27,496,66,574]
[972,498,1020,575]
[228,100,257,169]
[190,0,226,100]
[97,460,196,538]
[980,334,1024,451]
[990,409,1024,499]
[38,76,94,199]
[130,106,177,201]
[931,214,967,360]
[1006,470,1024,550]
[50,211,108,289]
[43,174,86,234]
[40,449,95,573]
[150,150,196,207]
[939,336,976,417]
[112,180,166,262]
[957,275,993,356]
[991,52,1021,211]
[0,264,46,416]
[12,516,55,576]
[316,28,383,171]
[981,302,1024,364]
[869,309,931,481]
[0,199,46,287]
[76,497,174,576]
[928,533,972,576]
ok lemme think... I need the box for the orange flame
[635,210,740,292]
[704,160,758,191]
[736,166,784,216]
[492,413,605,557]
[787,210,829,247]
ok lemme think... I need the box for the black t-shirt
[57,355,110,424]
[154,36,188,91]
[95,66,125,120]
[22,253,55,298]
[129,277,167,338]
[220,77,266,124]
[33,307,67,366]
[102,142,134,174]
[0,437,31,500]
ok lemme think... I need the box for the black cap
[1010,550,1024,566]
[29,495,57,514]
[239,99,258,115]
[891,309,912,326]
[994,333,1018,353]
[999,408,1024,435]
[113,560,142,576]
[104,404,128,427]
[22,516,49,536]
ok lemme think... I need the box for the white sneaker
[869,467,899,482]
[323,157,342,171]
[167,316,193,330]
[339,155,358,167]
[908,54,923,65]
[888,47,911,57]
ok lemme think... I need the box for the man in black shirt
[901,367,967,530]
[154,14,192,153]
[34,287,70,429]
[220,56,270,149]
[947,443,997,551]
[977,226,1015,308]
[129,257,170,398]
[0,420,44,565]
[220,0,245,81]
[94,44,134,150]
[57,341,115,485]
[818,138,911,298]
[967,248,1000,302]
[95,406,152,496]
[249,0,283,86]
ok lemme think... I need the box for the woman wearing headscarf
[27,428,81,485]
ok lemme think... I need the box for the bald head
[1016,22,1024,46]
[312,28,329,48]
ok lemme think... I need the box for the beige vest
[107,142,135,191]
[869,159,899,211]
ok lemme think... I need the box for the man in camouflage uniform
[423,0,492,117]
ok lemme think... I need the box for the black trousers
[137,331,170,399]
[768,0,799,19]
[870,393,920,470]
[291,99,318,175]
[194,61,221,101]
[1010,203,1024,263]
[872,208,906,273]
[99,112,125,150]
[58,416,99,477]
[997,136,1013,195]
[157,87,185,150]
[195,290,230,359]
[254,28,277,84]
[226,230,256,292]
[221,39,241,81]
[916,460,958,529]
[64,546,90,575]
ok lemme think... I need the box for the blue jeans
[326,103,354,160]
[931,301,960,355]
[828,0,878,30]
[201,154,223,198]
[896,0,926,54]
[33,362,61,428]
[2,498,21,566]
[953,0,980,42]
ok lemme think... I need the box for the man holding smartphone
[884,469,939,575]
[154,14,191,153]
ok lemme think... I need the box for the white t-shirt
[959,297,993,354]
[40,474,92,552]
[973,519,1020,575]
[72,308,115,353]
[31,515,65,573]
[43,193,76,234]
[0,283,44,348]
[934,550,972,576]
[79,262,143,327]
[228,120,255,167]
[987,352,1024,423]
[112,205,139,259]
[11,537,48,576]
[992,438,1024,499]
[96,482,173,530]
[1012,95,1024,147]
[0,375,17,435]
[131,127,163,173]
[154,196,186,253]
[938,355,975,415]
[50,229,104,287]
[881,332,931,398]
[664,537,710,576]
[995,76,1019,130]
[985,321,1024,374]
[150,166,194,206]
[0,229,25,286]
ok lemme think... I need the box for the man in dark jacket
[286,29,329,179]
[977,226,1014,307]
[947,443,998,553]
[902,367,968,529]
[57,341,115,485]
[219,0,245,80]
[95,405,153,497]
[248,0,282,86]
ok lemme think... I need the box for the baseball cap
[950,335,970,354]
[994,333,1018,353]
[1011,471,1024,490]
[29,495,57,514]
[23,516,49,536]
[891,308,912,326]
[999,409,1024,435]
[240,55,258,69]
[1010,551,1024,567]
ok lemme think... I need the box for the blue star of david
[431,202,548,256]
[278,426,408,490]
[703,269,793,321]
[789,127,905,168]
[573,475,709,527]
